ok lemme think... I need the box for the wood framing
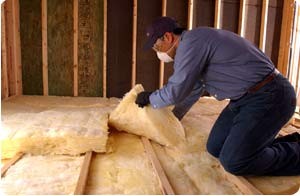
[103,0,107,97]
[222,167,263,195]
[159,0,167,88]
[5,0,15,96]
[2,2,9,99]
[278,0,294,76]
[259,0,269,52]
[289,3,300,91]
[131,0,137,88]
[141,137,175,195]
[42,0,48,96]
[214,0,222,29]
[74,151,93,195]
[1,153,24,177]
[238,0,246,37]
[187,0,193,30]
[11,0,22,95]
[73,0,78,96]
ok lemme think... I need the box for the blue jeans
[206,74,300,176]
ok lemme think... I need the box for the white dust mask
[156,37,178,63]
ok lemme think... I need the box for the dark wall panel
[266,0,283,67]
[222,0,239,33]
[107,0,132,97]
[20,0,43,95]
[193,0,215,28]
[48,0,73,96]
[136,0,161,91]
[78,0,103,97]
[164,0,189,85]
[244,0,262,47]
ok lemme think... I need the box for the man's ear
[164,32,173,43]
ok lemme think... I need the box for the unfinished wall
[19,0,43,95]
[1,0,293,99]
[106,0,133,97]
[78,0,103,97]
[47,0,73,96]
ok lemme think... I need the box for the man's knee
[206,141,220,158]
[219,153,250,175]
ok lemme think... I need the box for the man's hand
[135,91,152,108]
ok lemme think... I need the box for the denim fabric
[206,74,300,176]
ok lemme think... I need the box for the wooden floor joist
[222,167,263,195]
[74,151,93,195]
[141,137,175,195]
[1,152,24,177]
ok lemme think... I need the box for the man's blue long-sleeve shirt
[149,27,275,109]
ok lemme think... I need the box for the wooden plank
[141,137,175,195]
[278,0,294,75]
[5,0,16,97]
[42,0,48,95]
[1,152,24,177]
[1,2,9,99]
[74,151,93,195]
[73,0,78,96]
[103,0,107,97]
[289,3,300,90]
[238,0,246,37]
[159,0,167,88]
[132,0,137,88]
[222,167,263,195]
[12,0,22,95]
[214,0,222,29]
[187,0,193,30]
[259,0,269,52]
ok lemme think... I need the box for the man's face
[152,32,174,53]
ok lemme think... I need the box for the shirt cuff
[149,90,170,109]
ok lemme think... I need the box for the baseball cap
[144,17,179,50]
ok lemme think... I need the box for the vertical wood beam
[131,0,137,88]
[2,3,9,99]
[214,0,222,29]
[103,0,107,97]
[159,0,167,88]
[259,0,269,52]
[290,3,300,89]
[5,0,14,96]
[11,0,22,95]
[73,0,78,96]
[42,0,48,95]
[278,0,294,76]
[238,0,246,37]
[187,0,194,30]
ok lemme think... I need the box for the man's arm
[149,35,210,109]
[172,80,205,120]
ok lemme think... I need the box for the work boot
[273,132,300,143]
